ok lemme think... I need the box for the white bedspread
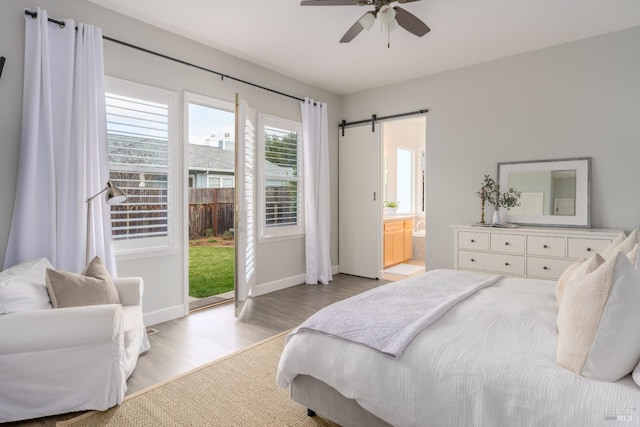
[288,269,501,358]
[277,274,640,427]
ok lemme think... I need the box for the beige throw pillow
[557,252,640,381]
[601,230,638,260]
[45,257,120,309]
[556,254,604,308]
[626,243,639,269]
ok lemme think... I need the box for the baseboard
[143,304,185,326]
[251,265,340,297]
[144,265,341,323]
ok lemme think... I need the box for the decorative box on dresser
[452,225,622,280]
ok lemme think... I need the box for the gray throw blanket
[288,269,502,358]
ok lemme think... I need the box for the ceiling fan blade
[393,6,430,37]
[339,18,365,43]
[397,0,422,3]
[301,0,363,5]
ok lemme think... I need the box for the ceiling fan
[300,0,430,45]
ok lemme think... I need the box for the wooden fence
[189,188,234,239]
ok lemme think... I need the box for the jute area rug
[58,331,338,427]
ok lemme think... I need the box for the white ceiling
[89,0,640,95]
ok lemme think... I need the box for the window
[105,77,177,253]
[257,114,303,240]
[397,147,413,214]
[206,175,234,188]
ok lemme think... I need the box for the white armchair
[0,276,150,423]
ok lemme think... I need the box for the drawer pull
[586,247,592,252]
[543,244,549,249]
[543,266,548,270]
[504,242,510,246]
[470,258,476,262]
[471,239,475,243]
[505,262,510,266]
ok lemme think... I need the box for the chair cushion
[46,257,120,309]
[0,258,53,314]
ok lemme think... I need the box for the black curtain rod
[339,109,429,135]
[24,9,317,105]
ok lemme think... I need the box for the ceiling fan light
[378,4,396,24]
[358,12,375,31]
[386,18,399,32]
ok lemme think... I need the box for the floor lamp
[86,181,127,265]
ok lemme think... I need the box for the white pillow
[0,258,53,314]
[634,363,640,387]
[557,252,640,381]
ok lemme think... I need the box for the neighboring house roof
[108,133,168,167]
[189,143,234,173]
[109,134,295,176]
[189,143,295,177]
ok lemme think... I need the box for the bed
[276,270,640,427]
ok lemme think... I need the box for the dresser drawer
[567,237,612,259]
[491,233,525,254]
[527,236,566,258]
[526,257,574,280]
[458,250,525,276]
[458,232,490,251]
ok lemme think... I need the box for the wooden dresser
[384,217,413,268]
[452,225,622,280]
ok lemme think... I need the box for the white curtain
[300,98,332,284]
[4,8,116,274]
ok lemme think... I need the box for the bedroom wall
[0,0,341,324]
[341,26,640,271]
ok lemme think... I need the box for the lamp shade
[387,18,399,32]
[359,12,376,31]
[378,5,396,24]
[105,181,127,205]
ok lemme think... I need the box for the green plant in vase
[476,175,496,224]
[383,201,399,217]
[497,187,522,223]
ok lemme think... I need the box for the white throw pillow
[557,252,640,381]
[0,258,54,314]
[634,363,640,387]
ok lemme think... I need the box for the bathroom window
[397,147,413,214]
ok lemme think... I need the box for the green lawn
[189,246,234,298]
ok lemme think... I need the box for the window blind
[106,93,170,240]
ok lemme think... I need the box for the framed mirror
[497,157,591,227]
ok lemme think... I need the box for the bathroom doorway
[381,117,426,281]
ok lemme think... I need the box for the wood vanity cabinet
[384,218,414,268]
[452,225,622,280]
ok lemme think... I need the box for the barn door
[234,94,256,317]
[339,124,381,279]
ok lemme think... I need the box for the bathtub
[412,230,425,262]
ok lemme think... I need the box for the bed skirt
[291,375,392,427]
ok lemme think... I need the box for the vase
[492,210,500,225]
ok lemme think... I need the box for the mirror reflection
[497,157,590,228]
[508,170,576,216]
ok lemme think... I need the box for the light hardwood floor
[8,274,385,427]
